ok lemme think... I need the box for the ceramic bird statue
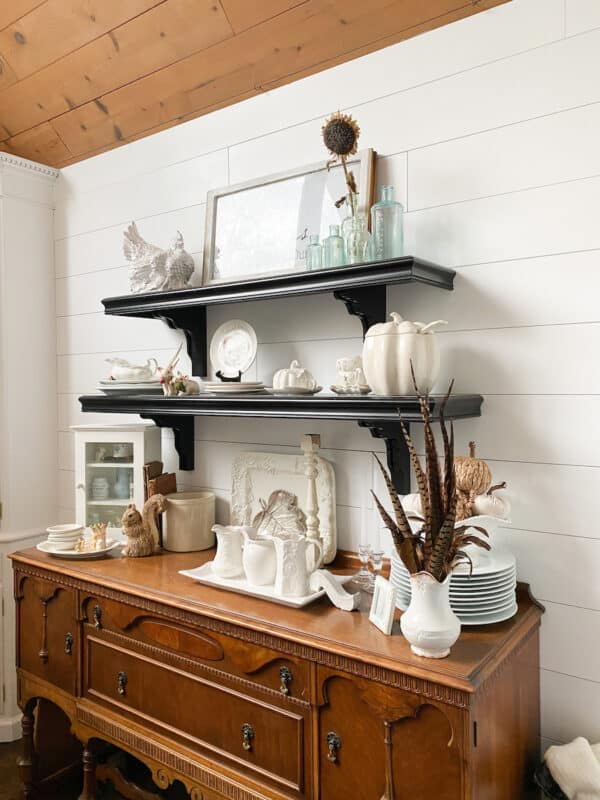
[123,222,194,293]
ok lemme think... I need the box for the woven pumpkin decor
[454,441,492,521]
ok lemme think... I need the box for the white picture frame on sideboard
[369,576,398,636]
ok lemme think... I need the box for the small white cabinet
[72,424,161,528]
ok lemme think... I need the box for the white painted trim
[0,153,59,180]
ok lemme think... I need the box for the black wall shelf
[102,257,455,375]
[79,393,483,494]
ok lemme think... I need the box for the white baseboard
[0,712,22,742]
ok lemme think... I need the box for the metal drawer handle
[327,732,341,763]
[117,671,128,696]
[65,632,73,655]
[241,723,254,752]
[279,665,292,695]
[93,605,102,630]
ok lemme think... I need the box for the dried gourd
[454,441,492,495]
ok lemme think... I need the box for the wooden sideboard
[10,548,543,800]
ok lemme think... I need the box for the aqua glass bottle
[322,224,345,268]
[306,234,322,271]
[370,185,404,260]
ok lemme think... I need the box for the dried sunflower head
[322,112,360,157]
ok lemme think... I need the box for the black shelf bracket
[157,307,207,377]
[140,413,195,470]
[359,420,410,494]
[333,284,387,337]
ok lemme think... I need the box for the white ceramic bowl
[46,524,83,538]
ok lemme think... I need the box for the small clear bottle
[306,234,323,271]
[343,212,371,265]
[322,224,345,268]
[370,185,404,260]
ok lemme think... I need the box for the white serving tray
[37,538,122,559]
[179,562,350,608]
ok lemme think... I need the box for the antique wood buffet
[11,548,543,800]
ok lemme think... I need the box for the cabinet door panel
[17,575,76,694]
[318,668,464,800]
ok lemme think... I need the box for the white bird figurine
[123,222,195,294]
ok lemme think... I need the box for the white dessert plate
[37,538,121,559]
[266,386,323,396]
[209,320,257,378]
[179,562,350,608]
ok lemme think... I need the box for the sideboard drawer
[82,593,310,701]
[85,635,306,794]
[16,573,77,694]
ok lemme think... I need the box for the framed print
[369,575,398,635]
[202,148,375,285]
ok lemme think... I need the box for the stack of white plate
[98,379,163,395]
[203,381,266,394]
[45,523,84,551]
[390,546,517,626]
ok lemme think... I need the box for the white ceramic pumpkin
[272,360,317,391]
[473,491,511,520]
[362,312,447,396]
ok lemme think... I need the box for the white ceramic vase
[400,572,461,659]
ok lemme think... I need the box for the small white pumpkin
[272,360,317,391]
[472,485,511,520]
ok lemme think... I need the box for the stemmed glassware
[352,544,386,593]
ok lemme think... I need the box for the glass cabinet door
[84,441,135,528]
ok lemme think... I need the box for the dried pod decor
[454,441,493,521]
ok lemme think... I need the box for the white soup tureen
[362,312,447,395]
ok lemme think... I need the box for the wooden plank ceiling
[0,0,508,168]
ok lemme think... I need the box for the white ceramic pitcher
[273,536,322,597]
[212,524,247,578]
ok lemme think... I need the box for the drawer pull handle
[93,605,102,630]
[327,732,341,763]
[279,666,292,695]
[65,632,73,655]
[117,671,128,696]
[241,723,254,752]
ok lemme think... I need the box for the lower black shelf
[79,393,483,493]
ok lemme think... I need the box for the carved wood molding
[77,706,269,800]
[90,627,309,709]
[14,564,470,707]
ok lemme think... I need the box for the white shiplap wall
[54,0,600,747]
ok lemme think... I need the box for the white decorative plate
[37,538,121,559]
[266,386,323,396]
[179,562,350,608]
[209,320,257,378]
[99,383,163,395]
[231,451,337,564]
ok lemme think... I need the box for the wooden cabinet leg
[17,711,37,800]
[78,747,97,800]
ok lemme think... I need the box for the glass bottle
[322,224,345,268]
[343,211,371,265]
[370,185,404,260]
[306,234,323,271]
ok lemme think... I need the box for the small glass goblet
[352,543,373,587]
[363,549,385,594]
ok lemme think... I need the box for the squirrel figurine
[121,494,168,557]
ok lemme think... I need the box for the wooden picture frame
[202,148,376,286]
[369,575,398,635]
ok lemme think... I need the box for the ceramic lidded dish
[272,360,318,391]
[362,312,447,395]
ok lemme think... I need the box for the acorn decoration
[454,441,492,521]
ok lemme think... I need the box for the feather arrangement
[371,380,491,582]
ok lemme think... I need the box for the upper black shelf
[102,257,455,376]
[103,257,455,316]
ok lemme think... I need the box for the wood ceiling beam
[0,0,166,80]
[0,0,233,138]
[0,0,509,167]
